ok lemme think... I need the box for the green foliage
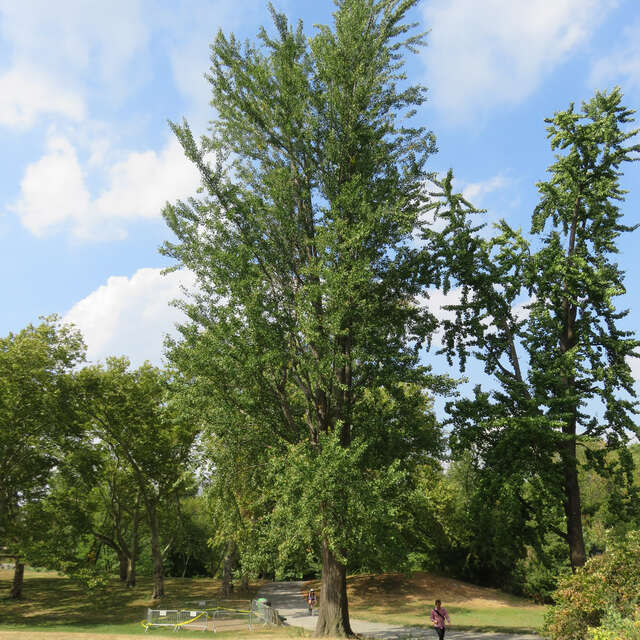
[588,609,640,640]
[74,358,198,597]
[545,530,640,640]
[425,88,640,573]
[0,316,85,575]
[65,566,111,599]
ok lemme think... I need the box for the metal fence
[144,600,279,633]
[250,598,280,626]
[144,608,208,632]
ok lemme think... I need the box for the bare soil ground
[346,572,539,609]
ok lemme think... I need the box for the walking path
[256,581,541,640]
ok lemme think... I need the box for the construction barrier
[142,600,279,633]
[143,608,208,632]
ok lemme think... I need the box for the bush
[588,608,640,640]
[545,530,640,640]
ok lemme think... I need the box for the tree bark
[558,193,586,571]
[10,558,24,599]
[149,507,164,599]
[314,538,353,637]
[221,540,237,596]
[561,436,586,571]
[126,555,137,587]
[127,496,140,587]
[118,551,128,581]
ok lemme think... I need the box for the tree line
[1,1,639,637]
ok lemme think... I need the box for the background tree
[0,317,84,598]
[426,88,640,573]
[76,358,197,599]
[28,445,145,587]
[162,0,449,634]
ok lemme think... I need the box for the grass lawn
[318,572,544,634]
[0,568,544,637]
[0,569,305,639]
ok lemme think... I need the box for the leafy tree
[426,89,640,572]
[28,445,145,587]
[0,316,85,598]
[76,358,196,599]
[163,495,215,579]
[162,0,449,634]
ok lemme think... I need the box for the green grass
[0,569,544,637]
[0,570,297,638]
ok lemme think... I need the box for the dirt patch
[345,572,539,609]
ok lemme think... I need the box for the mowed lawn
[0,568,544,637]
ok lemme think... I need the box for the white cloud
[418,288,464,347]
[63,267,196,366]
[11,135,91,236]
[590,19,640,90]
[422,287,464,323]
[422,0,616,121]
[462,174,510,204]
[95,138,201,222]
[0,64,85,129]
[11,135,201,239]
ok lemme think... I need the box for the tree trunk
[561,437,586,571]
[149,507,164,599]
[559,198,586,571]
[127,498,140,587]
[126,554,137,588]
[314,538,353,637]
[221,540,237,597]
[118,551,128,581]
[10,558,24,599]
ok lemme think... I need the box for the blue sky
[1,0,639,400]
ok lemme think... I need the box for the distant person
[306,588,317,616]
[430,599,450,639]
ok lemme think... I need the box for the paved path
[256,581,540,640]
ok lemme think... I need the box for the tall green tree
[0,317,85,598]
[427,89,640,571]
[162,0,448,634]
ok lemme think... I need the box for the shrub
[545,530,640,640]
[588,608,640,640]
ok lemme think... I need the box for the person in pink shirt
[430,599,451,639]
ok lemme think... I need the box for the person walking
[430,599,451,639]
[306,588,317,616]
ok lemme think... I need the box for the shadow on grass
[0,573,261,631]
